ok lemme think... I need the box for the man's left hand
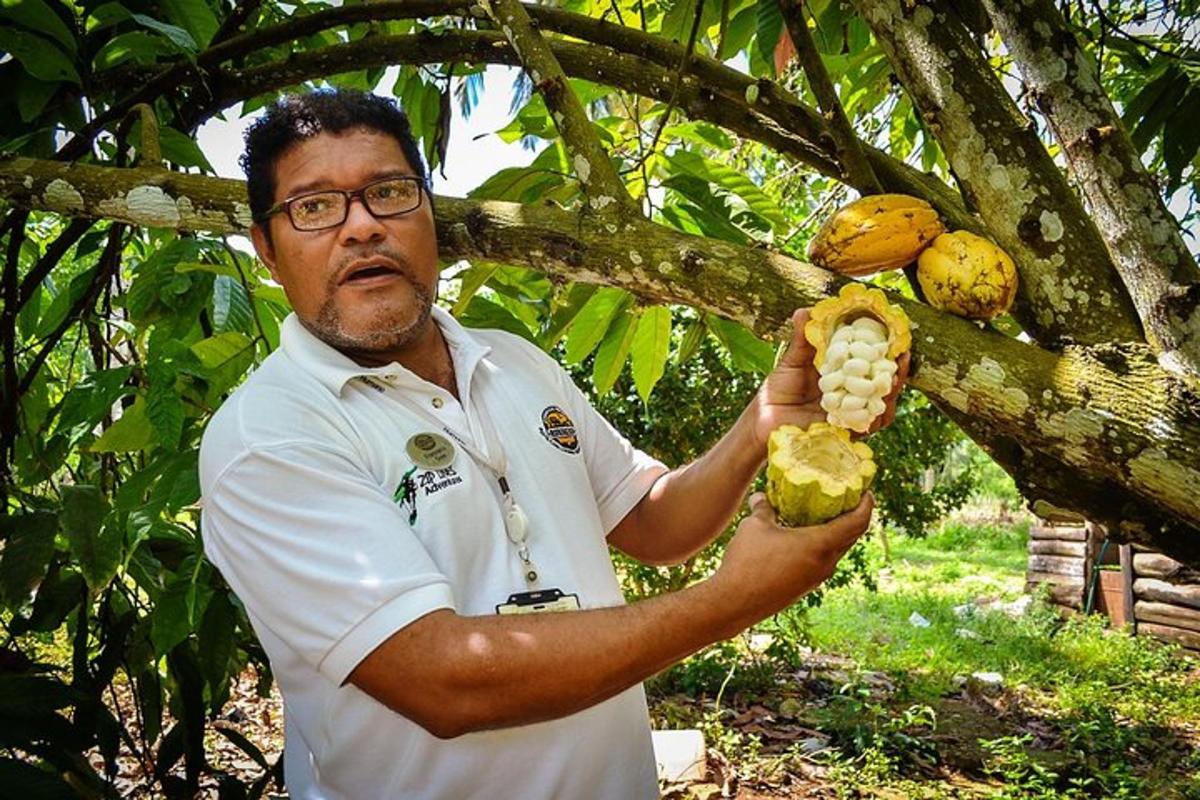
[747,308,910,451]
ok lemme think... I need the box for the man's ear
[250,223,280,282]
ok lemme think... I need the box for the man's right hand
[712,491,874,633]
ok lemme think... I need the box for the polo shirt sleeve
[200,442,456,685]
[553,370,668,535]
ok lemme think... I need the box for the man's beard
[303,247,435,356]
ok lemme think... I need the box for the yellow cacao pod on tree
[766,423,876,527]
[916,230,1019,320]
[807,194,946,275]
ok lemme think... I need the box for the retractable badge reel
[498,477,536,583]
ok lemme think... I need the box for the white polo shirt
[199,305,667,800]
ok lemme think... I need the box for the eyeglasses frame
[256,175,430,231]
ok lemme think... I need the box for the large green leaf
[631,306,672,402]
[93,30,174,70]
[564,287,630,364]
[541,282,598,350]
[0,27,79,84]
[191,331,253,369]
[0,757,79,799]
[60,485,120,592]
[668,150,785,230]
[198,590,238,698]
[0,512,57,611]
[0,0,76,52]
[212,275,253,333]
[89,397,156,453]
[592,310,638,395]
[151,554,213,656]
[706,313,775,373]
[752,0,783,78]
[159,0,219,48]
[457,295,536,343]
[451,265,498,316]
[35,265,97,339]
[146,381,184,452]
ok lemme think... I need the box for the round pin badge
[406,432,456,470]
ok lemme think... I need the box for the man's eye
[297,197,331,214]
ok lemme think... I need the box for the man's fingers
[776,308,817,369]
[747,491,775,519]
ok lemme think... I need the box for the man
[199,89,906,799]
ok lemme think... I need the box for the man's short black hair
[240,88,431,225]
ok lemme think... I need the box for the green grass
[651,508,1200,798]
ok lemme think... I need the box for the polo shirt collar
[280,305,492,397]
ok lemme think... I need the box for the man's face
[250,128,439,358]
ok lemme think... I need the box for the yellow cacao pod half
[804,283,911,433]
[808,194,946,276]
[916,230,1019,320]
[766,423,876,527]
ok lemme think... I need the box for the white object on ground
[908,611,932,628]
[652,729,707,784]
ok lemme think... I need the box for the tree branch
[852,0,1144,348]
[484,0,641,219]
[1,210,30,500]
[983,0,1200,379]
[4,154,1200,564]
[778,0,881,192]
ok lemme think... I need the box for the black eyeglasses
[258,176,428,231]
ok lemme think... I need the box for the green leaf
[93,30,174,70]
[0,0,76,52]
[212,275,253,333]
[668,150,785,230]
[540,282,598,350]
[143,125,215,171]
[1163,87,1200,191]
[60,485,120,591]
[0,757,79,799]
[631,306,672,402]
[0,27,79,84]
[15,75,59,122]
[564,287,630,364]
[89,397,157,453]
[592,310,638,395]
[451,264,498,316]
[191,331,253,369]
[151,554,212,655]
[146,382,184,451]
[35,264,97,338]
[675,317,707,365]
[159,0,219,48]
[130,12,197,52]
[56,366,134,440]
[198,590,238,697]
[706,313,775,373]
[753,0,783,79]
[0,511,57,611]
[457,295,536,343]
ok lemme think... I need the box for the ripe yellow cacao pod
[916,231,1018,320]
[808,194,946,276]
[766,423,876,527]
[804,283,911,433]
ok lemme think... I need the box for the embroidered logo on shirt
[393,466,464,526]
[539,405,580,454]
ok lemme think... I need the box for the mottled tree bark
[983,0,1200,379]
[852,0,1144,347]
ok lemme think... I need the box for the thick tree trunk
[5,155,1199,565]
[982,0,1200,379]
[852,0,1144,347]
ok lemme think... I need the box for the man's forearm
[351,575,745,738]
[611,403,764,565]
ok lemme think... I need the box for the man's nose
[339,196,387,244]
